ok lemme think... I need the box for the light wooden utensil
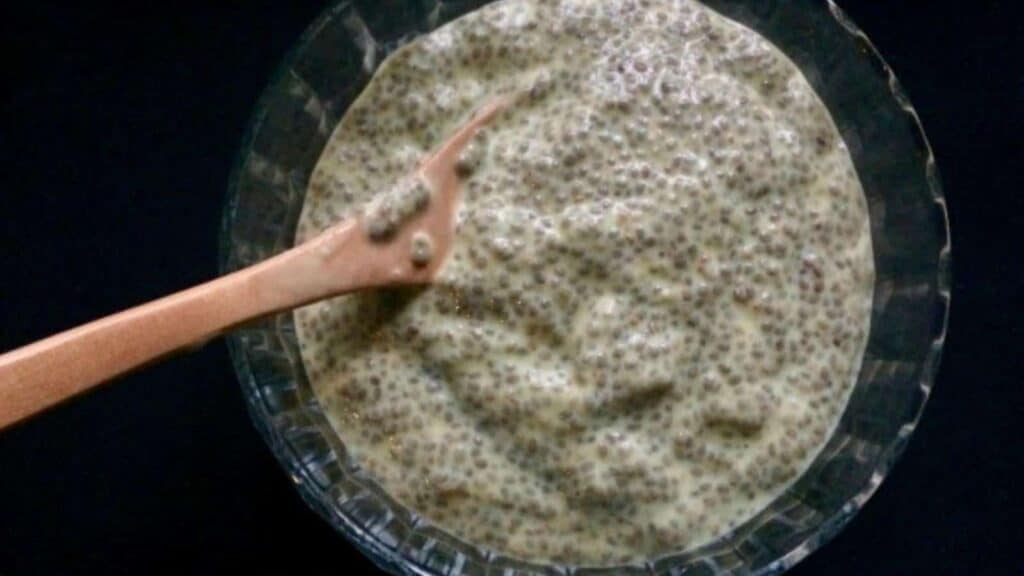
[0,98,509,430]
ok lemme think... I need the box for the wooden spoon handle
[0,218,372,430]
[0,98,512,431]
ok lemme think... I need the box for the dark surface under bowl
[11,1,1024,575]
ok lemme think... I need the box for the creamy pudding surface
[295,0,874,566]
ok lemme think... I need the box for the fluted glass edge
[218,1,952,575]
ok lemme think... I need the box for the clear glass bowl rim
[218,1,952,574]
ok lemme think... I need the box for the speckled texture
[294,0,874,566]
[364,175,433,241]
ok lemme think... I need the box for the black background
[1,1,1022,574]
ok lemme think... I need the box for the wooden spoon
[0,98,509,430]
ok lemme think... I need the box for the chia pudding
[294,0,874,566]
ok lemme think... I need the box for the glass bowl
[219,1,951,574]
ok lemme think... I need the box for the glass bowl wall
[219,1,951,574]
